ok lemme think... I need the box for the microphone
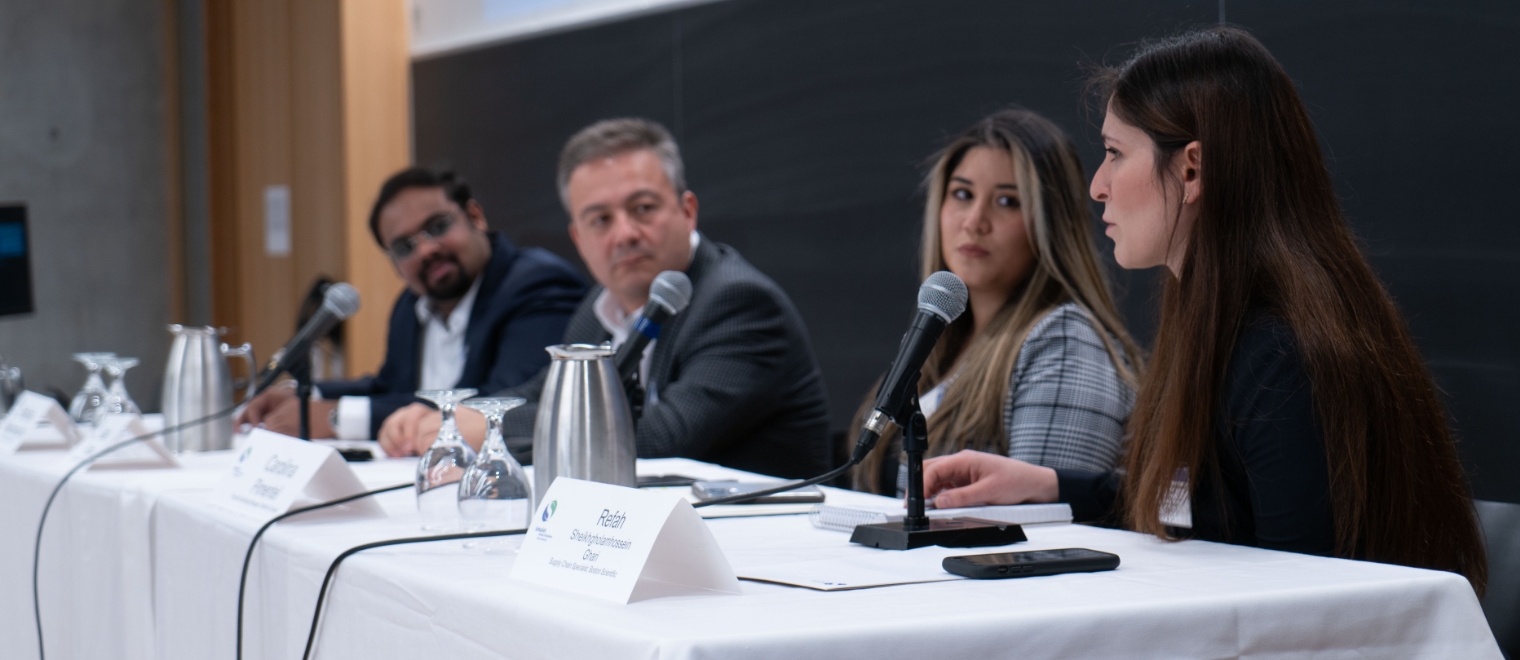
[613,270,693,386]
[255,282,361,393]
[693,271,968,510]
[849,271,968,464]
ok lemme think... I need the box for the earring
[1183,194,1191,204]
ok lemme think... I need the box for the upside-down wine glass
[457,397,530,553]
[414,388,478,531]
[101,356,141,416]
[69,352,115,424]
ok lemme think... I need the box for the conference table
[0,440,1503,659]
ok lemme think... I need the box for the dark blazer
[319,232,587,437]
[1056,314,1336,557]
[497,234,833,479]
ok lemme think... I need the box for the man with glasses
[237,167,587,439]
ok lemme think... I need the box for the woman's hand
[921,450,1060,508]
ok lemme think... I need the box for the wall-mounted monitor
[0,204,35,317]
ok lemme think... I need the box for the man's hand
[379,403,434,457]
[921,450,1059,509]
[235,384,297,429]
[237,389,338,439]
[378,404,489,457]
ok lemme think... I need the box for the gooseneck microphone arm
[614,301,673,391]
[696,272,967,508]
[611,271,692,420]
[254,282,361,395]
[692,390,907,508]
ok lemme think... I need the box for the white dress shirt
[332,276,481,440]
[591,231,700,406]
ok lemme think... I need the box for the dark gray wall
[1228,0,1520,506]
[414,0,1520,503]
[0,0,179,410]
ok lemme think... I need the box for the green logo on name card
[542,500,557,521]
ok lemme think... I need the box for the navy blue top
[318,232,587,437]
[1056,314,1336,556]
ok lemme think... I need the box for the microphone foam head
[648,271,693,315]
[918,271,968,322]
[321,282,362,319]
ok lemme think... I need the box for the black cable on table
[32,405,239,660]
[301,529,528,660]
[690,426,882,508]
[691,461,856,508]
[296,461,857,658]
[236,482,412,660]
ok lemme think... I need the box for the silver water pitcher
[531,343,637,505]
[161,325,255,453]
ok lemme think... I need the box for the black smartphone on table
[942,548,1120,579]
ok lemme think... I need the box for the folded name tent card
[0,391,81,455]
[511,478,742,604]
[68,413,179,470]
[209,428,380,522]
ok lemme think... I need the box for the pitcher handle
[222,342,257,405]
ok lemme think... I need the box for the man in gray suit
[380,118,832,479]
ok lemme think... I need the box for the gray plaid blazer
[1001,303,1134,470]
[496,234,833,479]
[897,302,1134,493]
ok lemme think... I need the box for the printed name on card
[0,391,81,455]
[68,413,179,470]
[209,429,380,522]
[509,478,741,604]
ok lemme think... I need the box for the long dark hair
[1098,27,1486,592]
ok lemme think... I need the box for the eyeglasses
[387,212,457,261]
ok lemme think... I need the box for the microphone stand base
[849,517,1027,551]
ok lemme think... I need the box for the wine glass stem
[439,403,459,443]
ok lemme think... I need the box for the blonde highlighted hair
[853,109,1142,493]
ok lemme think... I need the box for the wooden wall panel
[162,0,186,326]
[339,0,409,379]
[290,0,348,319]
[206,0,241,341]
[229,0,298,361]
[205,0,404,380]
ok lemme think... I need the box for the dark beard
[421,254,472,301]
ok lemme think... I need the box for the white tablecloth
[2,450,1503,659]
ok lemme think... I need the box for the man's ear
[465,199,489,232]
[681,190,699,230]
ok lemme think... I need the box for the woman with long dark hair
[922,27,1486,592]
[852,109,1142,495]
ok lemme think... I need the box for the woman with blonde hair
[853,108,1142,495]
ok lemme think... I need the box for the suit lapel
[457,232,516,386]
[392,291,423,391]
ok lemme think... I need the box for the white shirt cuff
[335,396,372,440]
